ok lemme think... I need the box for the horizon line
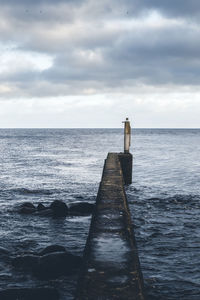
[0,127,200,130]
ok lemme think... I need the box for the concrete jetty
[75,150,145,299]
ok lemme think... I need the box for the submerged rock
[50,200,68,217]
[35,251,82,279]
[0,288,59,300]
[69,202,94,215]
[18,202,36,214]
[12,255,39,271]
[38,245,66,256]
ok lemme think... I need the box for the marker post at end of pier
[118,118,133,185]
[123,117,131,153]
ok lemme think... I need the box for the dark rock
[50,200,68,217]
[19,207,36,214]
[18,202,36,214]
[20,202,35,209]
[39,245,66,256]
[69,202,94,215]
[37,203,46,211]
[36,208,53,217]
[12,255,39,271]
[35,251,82,279]
[0,288,59,300]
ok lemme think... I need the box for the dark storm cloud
[1,0,200,98]
[1,0,200,18]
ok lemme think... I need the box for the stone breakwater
[75,153,145,300]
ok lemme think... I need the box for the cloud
[0,90,200,128]
[135,0,200,18]
[0,0,200,127]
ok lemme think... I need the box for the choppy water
[0,128,199,299]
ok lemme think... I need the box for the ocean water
[0,128,199,299]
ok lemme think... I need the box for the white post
[123,118,131,153]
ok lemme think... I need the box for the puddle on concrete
[98,212,123,221]
[108,275,128,284]
[88,268,96,273]
[92,234,129,264]
[97,214,123,231]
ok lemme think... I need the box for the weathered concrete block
[118,152,133,185]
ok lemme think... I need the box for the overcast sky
[0,0,200,128]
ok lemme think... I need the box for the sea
[0,128,199,300]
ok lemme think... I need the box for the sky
[0,0,200,128]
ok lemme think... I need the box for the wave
[0,188,59,196]
[146,194,200,207]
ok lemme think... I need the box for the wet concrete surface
[75,153,145,300]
